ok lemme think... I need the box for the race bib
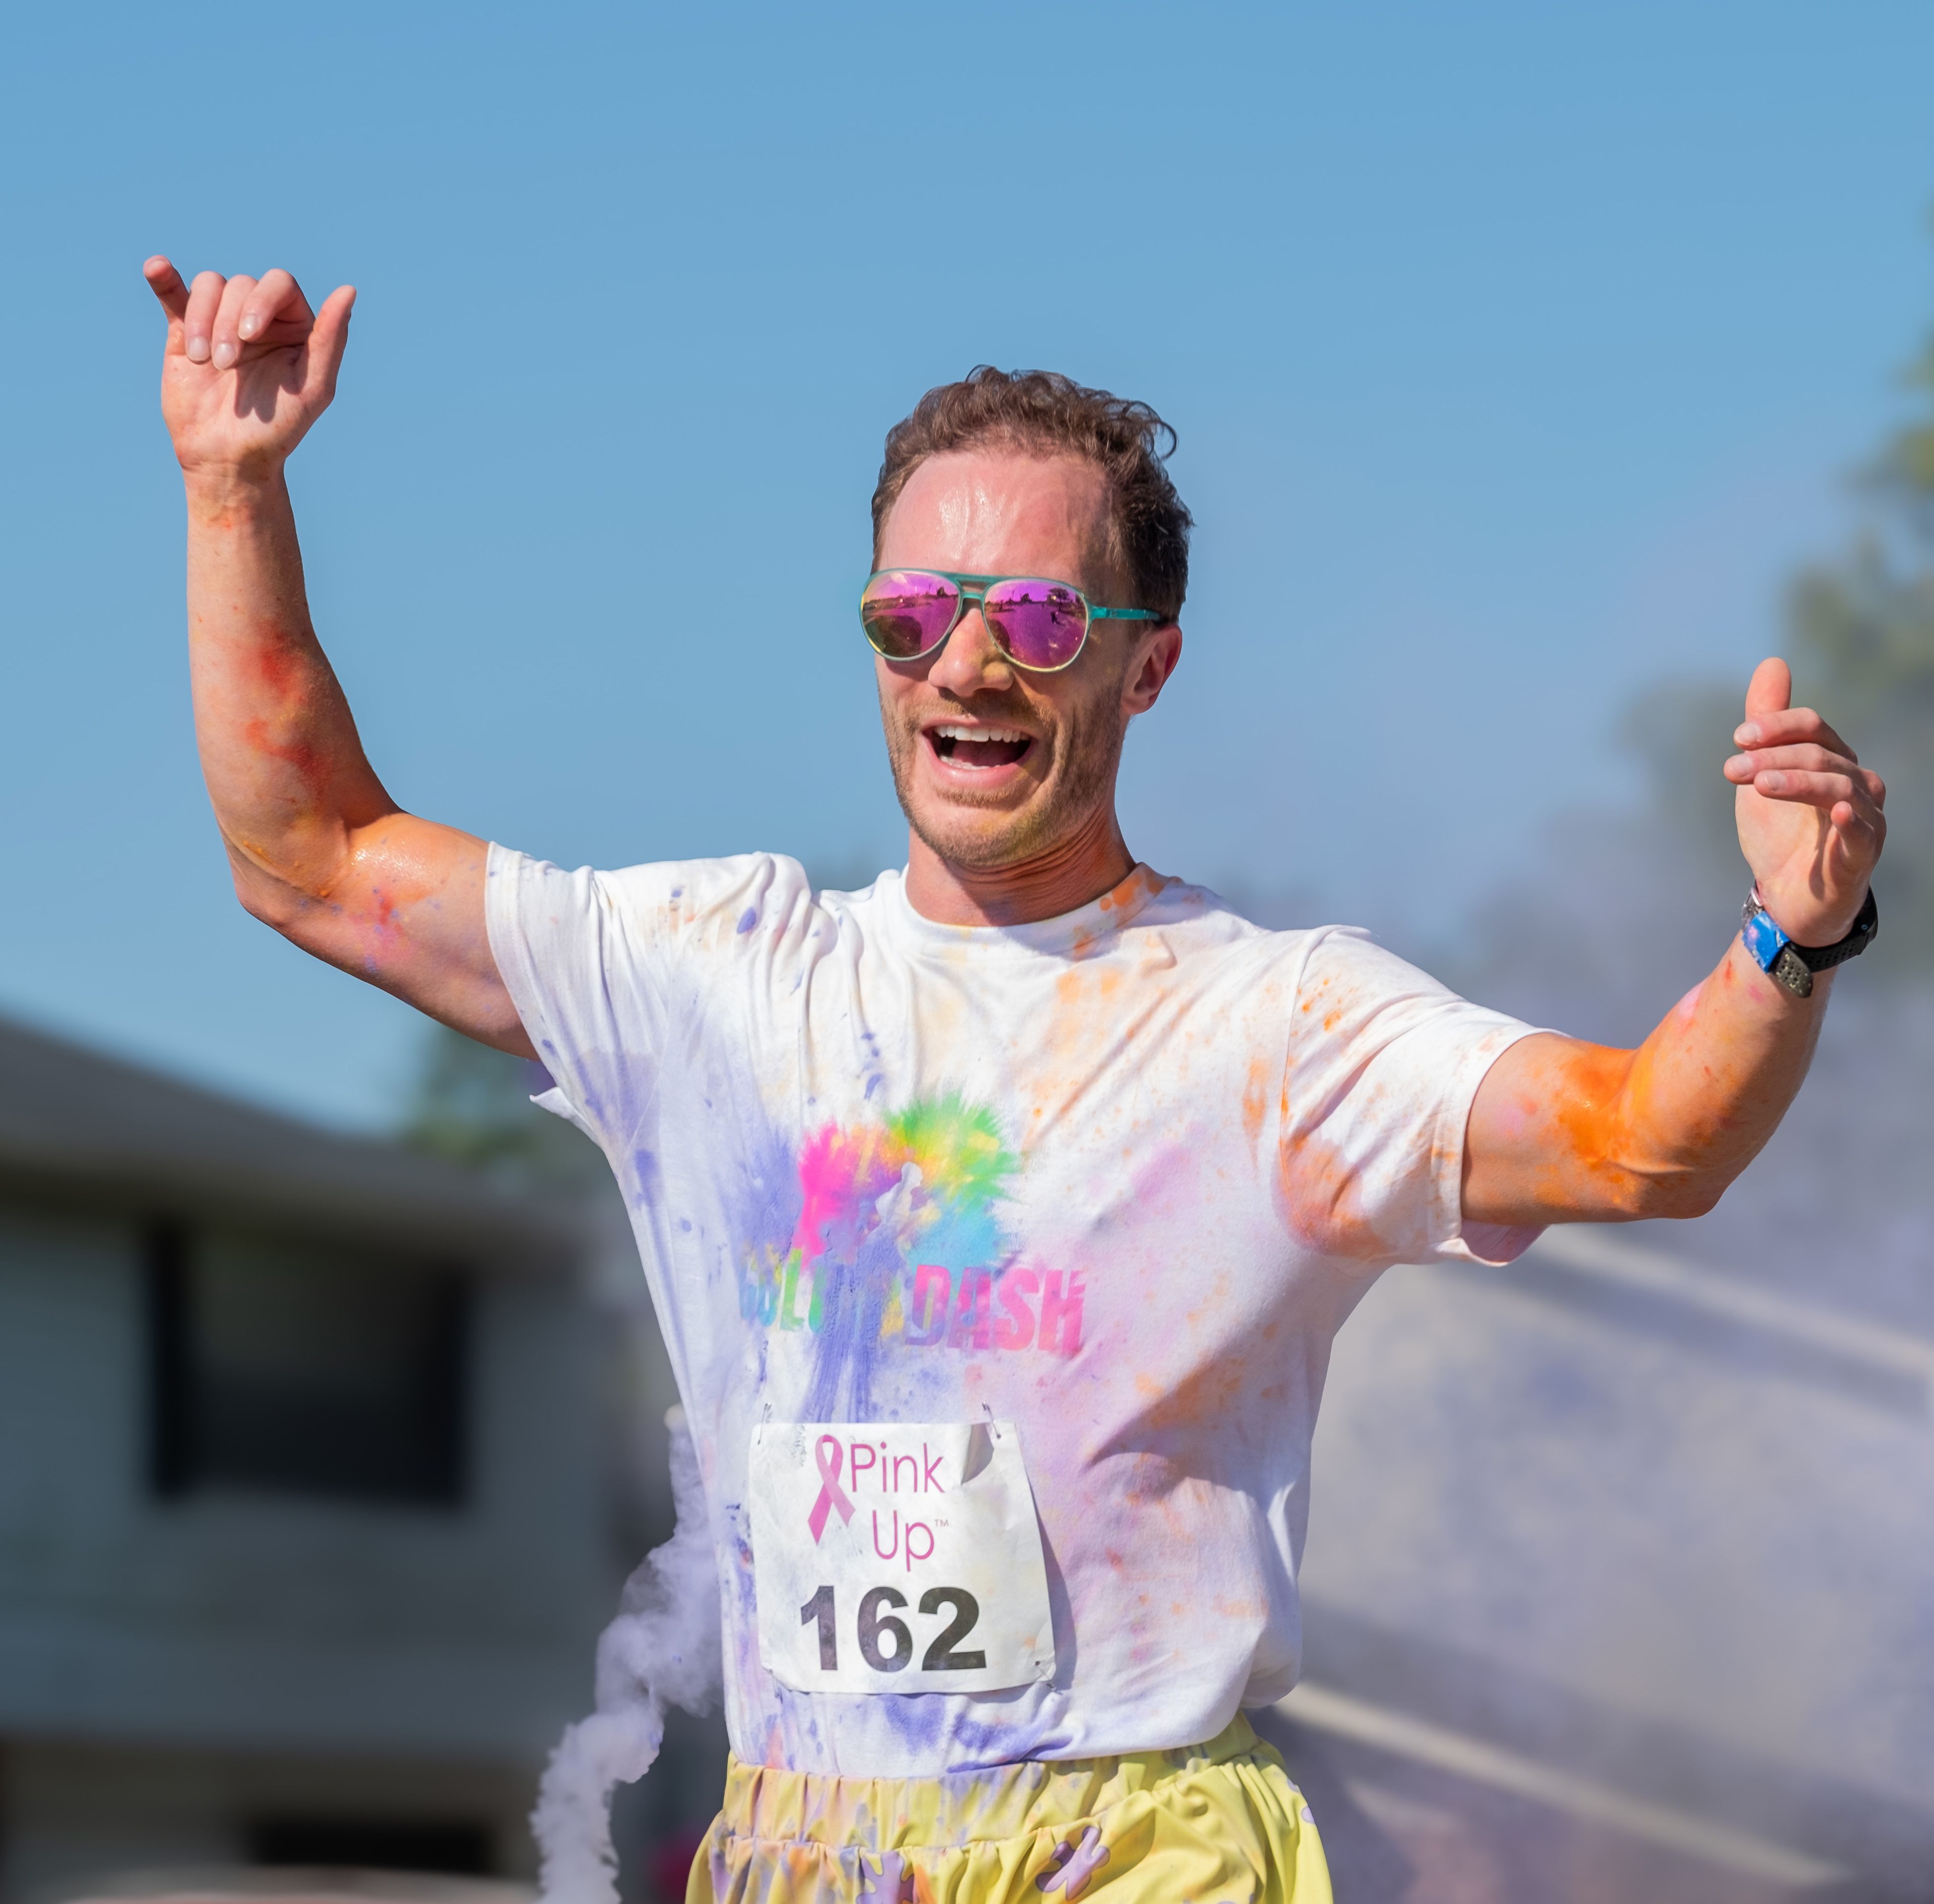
[749,1420,1055,1696]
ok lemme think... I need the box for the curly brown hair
[870,367,1193,623]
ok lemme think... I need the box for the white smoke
[533,1405,722,1904]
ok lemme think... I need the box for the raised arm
[144,257,532,1056]
[1463,657,1885,1226]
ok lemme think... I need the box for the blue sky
[5,1,1932,1127]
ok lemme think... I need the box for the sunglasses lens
[984,579,1088,669]
[861,571,959,659]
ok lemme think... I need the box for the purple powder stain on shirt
[737,907,759,934]
[630,1147,663,1205]
[799,1228,904,1421]
[871,1687,1027,1766]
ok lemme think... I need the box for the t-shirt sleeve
[1276,927,1545,1268]
[484,842,817,1157]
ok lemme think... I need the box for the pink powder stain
[791,1121,904,1261]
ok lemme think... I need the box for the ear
[1122,622,1183,718]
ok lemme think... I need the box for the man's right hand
[145,255,534,1060]
[144,258,355,480]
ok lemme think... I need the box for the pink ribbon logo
[807,1434,855,1544]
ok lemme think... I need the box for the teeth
[934,724,1027,744]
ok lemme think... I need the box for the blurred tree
[1449,262,1934,1032]
[1612,674,1747,896]
[1557,275,1934,991]
[402,1024,608,1191]
[1784,306,1934,968]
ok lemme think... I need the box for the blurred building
[0,1015,634,1902]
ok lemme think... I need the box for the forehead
[878,449,1111,584]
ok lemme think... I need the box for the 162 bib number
[749,1421,1054,1695]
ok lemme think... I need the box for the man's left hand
[1723,656,1886,948]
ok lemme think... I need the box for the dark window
[148,1221,468,1505]
[248,1816,493,1873]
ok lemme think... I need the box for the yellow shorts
[688,1715,1333,1902]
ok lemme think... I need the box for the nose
[927,601,1016,696]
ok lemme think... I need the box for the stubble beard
[880,683,1128,876]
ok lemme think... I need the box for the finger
[143,255,190,322]
[237,267,314,346]
[301,285,358,407]
[1830,801,1884,852]
[1747,768,1883,831]
[1742,655,1791,726]
[183,270,227,364]
[1723,746,1885,803]
[1824,808,1885,893]
[210,274,258,371]
[1732,702,1857,761]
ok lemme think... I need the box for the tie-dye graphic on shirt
[738,1095,1086,1418]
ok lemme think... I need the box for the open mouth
[926,723,1034,770]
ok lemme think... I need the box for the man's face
[873,448,1179,873]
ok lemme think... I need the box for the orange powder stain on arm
[1464,938,1829,1228]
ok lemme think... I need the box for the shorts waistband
[718,1715,1271,1853]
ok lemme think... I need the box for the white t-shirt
[487,847,1541,1776]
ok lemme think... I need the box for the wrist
[1741,885,1877,998]
[181,463,289,524]
[1749,881,1865,950]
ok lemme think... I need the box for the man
[143,256,1885,1904]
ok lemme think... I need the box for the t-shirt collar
[877,862,1170,960]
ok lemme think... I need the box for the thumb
[304,284,358,404]
[1744,655,1791,724]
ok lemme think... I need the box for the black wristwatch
[1740,886,1879,999]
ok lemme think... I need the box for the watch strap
[1740,887,1879,999]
